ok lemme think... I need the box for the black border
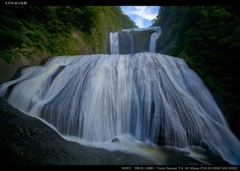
[4,165,240,170]
[1,0,239,6]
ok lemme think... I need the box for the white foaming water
[110,32,119,54]
[0,52,239,164]
[122,26,160,33]
[149,27,161,52]
[126,31,134,53]
[122,26,161,53]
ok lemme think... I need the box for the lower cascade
[0,52,239,164]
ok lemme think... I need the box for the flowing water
[126,31,134,54]
[149,27,161,52]
[1,26,239,165]
[121,26,161,54]
[110,32,119,55]
[0,52,239,165]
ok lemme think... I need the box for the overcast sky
[121,6,160,28]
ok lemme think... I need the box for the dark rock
[111,138,119,143]
[0,97,230,165]
[0,97,154,165]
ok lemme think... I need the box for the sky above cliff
[121,6,160,28]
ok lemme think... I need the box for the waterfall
[0,52,239,164]
[112,26,161,54]
[122,27,160,32]
[110,32,119,54]
[149,27,161,52]
[126,32,134,53]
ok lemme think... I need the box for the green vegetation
[153,6,240,137]
[0,6,137,63]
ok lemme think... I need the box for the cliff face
[0,6,137,83]
[109,29,158,55]
[130,30,154,53]
[0,30,104,83]
[118,31,133,54]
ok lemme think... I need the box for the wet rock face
[0,54,49,83]
[111,138,119,143]
[118,31,133,54]
[0,97,231,165]
[0,97,153,165]
[116,30,154,54]
[128,30,154,53]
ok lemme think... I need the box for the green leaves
[153,6,240,124]
[0,6,137,63]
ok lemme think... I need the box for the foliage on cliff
[0,6,137,63]
[153,6,240,137]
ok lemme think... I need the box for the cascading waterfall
[0,52,239,165]
[149,27,161,52]
[126,32,134,53]
[120,26,161,54]
[110,32,119,54]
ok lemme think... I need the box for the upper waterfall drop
[126,32,134,54]
[110,32,119,54]
[110,26,161,54]
[149,27,161,52]
[0,52,239,165]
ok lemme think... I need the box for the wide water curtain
[1,26,240,165]
[0,53,239,164]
